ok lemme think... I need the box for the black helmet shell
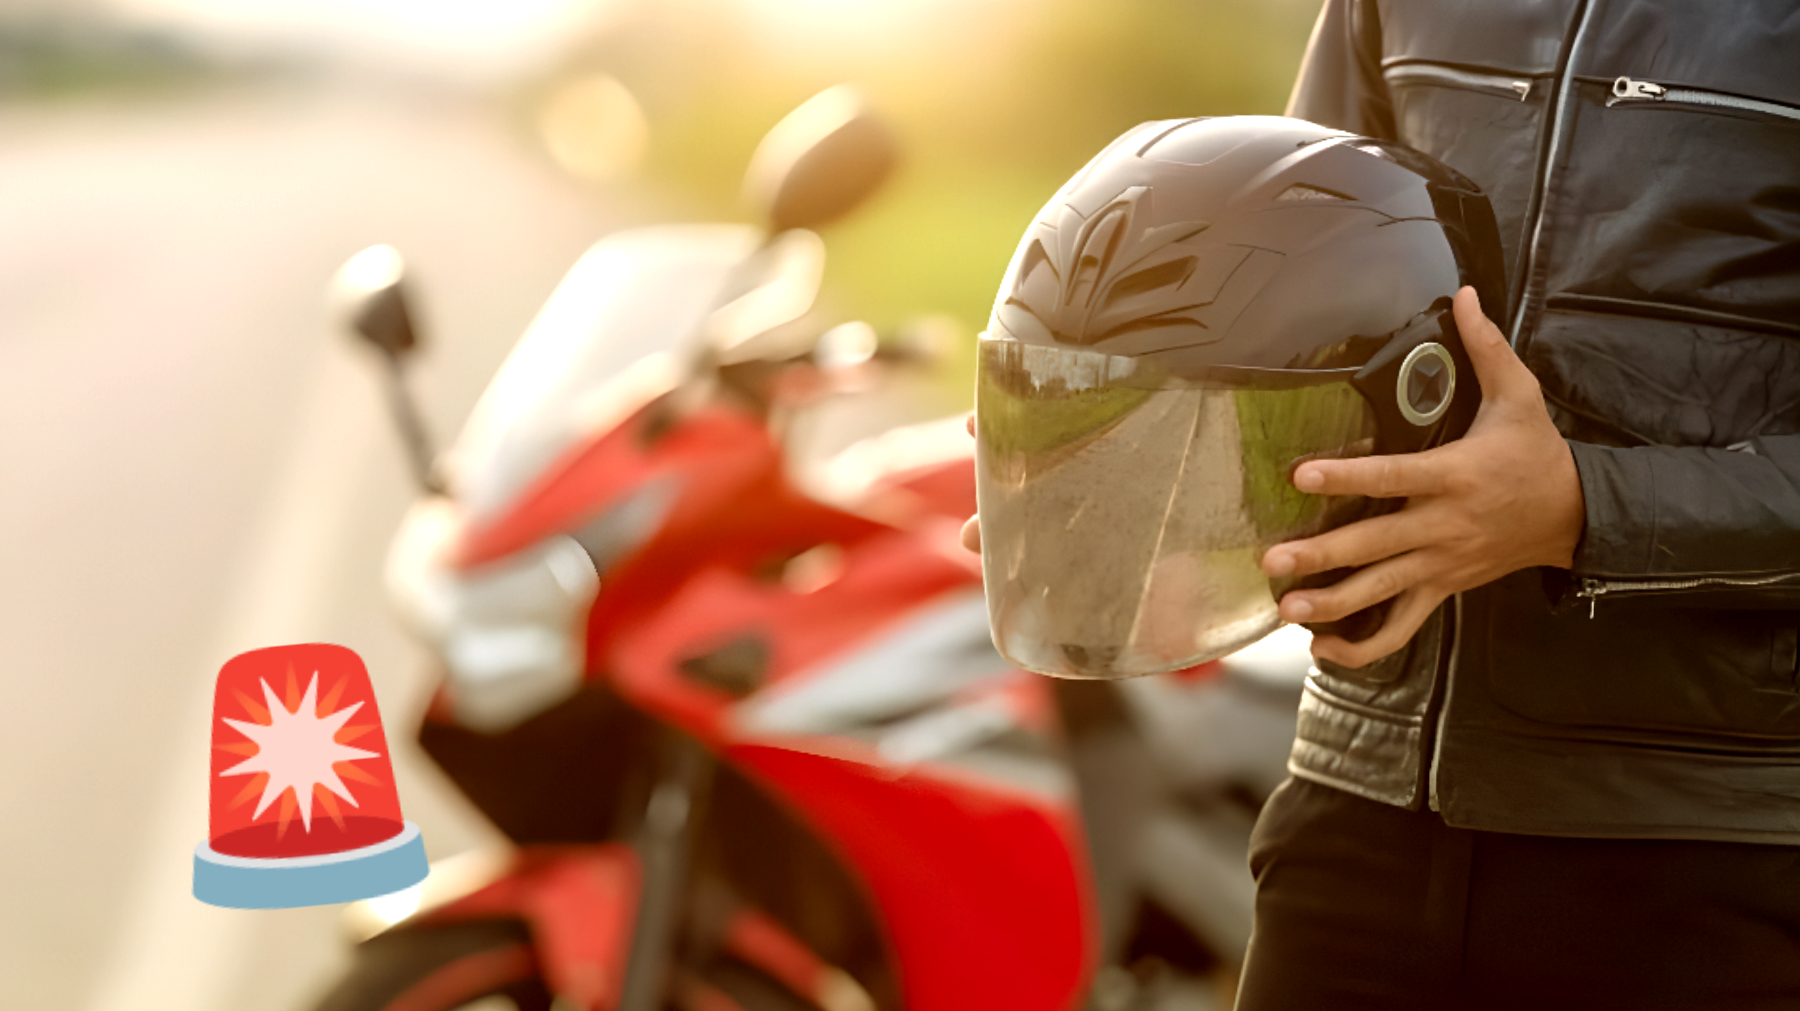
[989,115,1504,450]
[975,117,1509,676]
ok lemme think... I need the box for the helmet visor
[975,337,1376,679]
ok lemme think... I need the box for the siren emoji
[193,643,427,909]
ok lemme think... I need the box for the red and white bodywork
[354,222,1093,1011]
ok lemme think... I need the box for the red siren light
[193,643,427,908]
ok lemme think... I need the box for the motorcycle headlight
[386,499,599,732]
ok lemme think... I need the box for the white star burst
[221,672,381,832]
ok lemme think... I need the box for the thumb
[960,514,981,554]
[1453,285,1536,407]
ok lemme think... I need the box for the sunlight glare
[364,883,424,926]
[334,245,405,297]
[732,0,979,48]
[538,73,650,182]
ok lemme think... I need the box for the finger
[1308,588,1442,669]
[1261,509,1433,578]
[966,412,976,438]
[1453,286,1538,406]
[960,514,981,553]
[1292,449,1451,499]
[1277,552,1426,624]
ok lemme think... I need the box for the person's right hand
[960,412,982,552]
[1260,286,1584,668]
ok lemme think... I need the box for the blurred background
[0,0,1320,1007]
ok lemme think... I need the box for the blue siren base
[192,821,428,909]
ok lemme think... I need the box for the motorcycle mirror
[813,321,879,371]
[330,244,443,495]
[332,244,418,358]
[744,85,898,234]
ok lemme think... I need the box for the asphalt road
[0,81,629,1010]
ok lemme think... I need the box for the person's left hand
[1260,286,1586,669]
[961,413,982,552]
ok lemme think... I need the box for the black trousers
[1235,777,1800,1011]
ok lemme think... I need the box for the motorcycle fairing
[733,590,1013,738]
[728,742,1089,1011]
[402,844,641,1011]
[609,524,1091,1011]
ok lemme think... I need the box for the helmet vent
[1018,239,1057,284]
[1065,203,1130,308]
[1277,184,1353,203]
[1103,258,1198,310]
[997,184,1244,348]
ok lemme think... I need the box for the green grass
[1233,382,1376,543]
[525,0,1321,408]
[976,343,1154,459]
[0,19,241,101]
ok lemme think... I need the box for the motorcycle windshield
[450,224,763,524]
[975,336,1376,679]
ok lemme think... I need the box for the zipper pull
[1576,577,1608,619]
[1610,77,1667,104]
[1511,80,1533,101]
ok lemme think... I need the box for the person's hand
[1260,286,1585,669]
[961,412,982,552]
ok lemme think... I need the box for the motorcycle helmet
[976,115,1504,679]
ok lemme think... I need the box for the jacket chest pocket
[1383,62,1548,302]
[1522,76,1800,446]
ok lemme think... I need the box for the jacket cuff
[1565,439,1655,577]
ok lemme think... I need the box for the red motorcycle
[312,89,1307,1011]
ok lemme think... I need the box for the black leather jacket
[1286,0,1800,842]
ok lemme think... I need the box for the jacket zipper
[1608,77,1800,122]
[1385,63,1533,101]
[1426,592,1461,812]
[1576,572,1800,617]
[1507,0,1598,347]
[1422,0,1598,809]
